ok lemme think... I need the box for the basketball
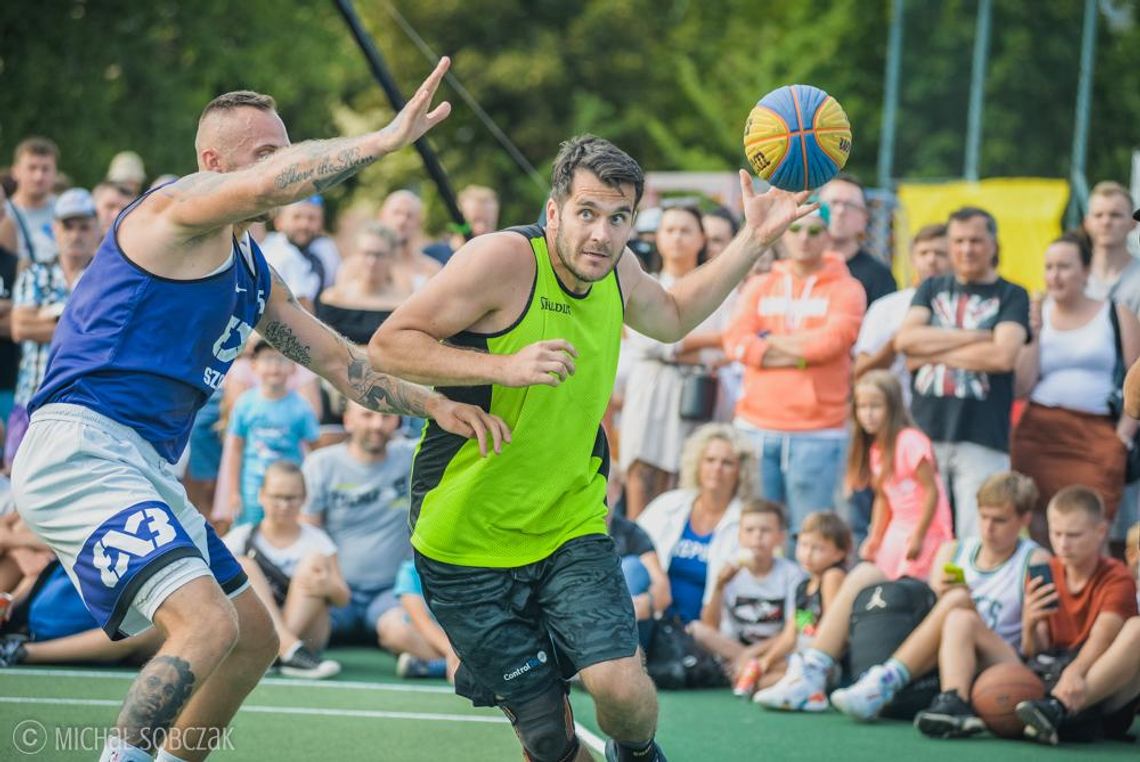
[970,662,1046,738]
[743,84,852,191]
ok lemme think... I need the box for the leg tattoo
[118,655,196,750]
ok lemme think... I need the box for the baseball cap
[53,188,97,220]
[107,151,146,186]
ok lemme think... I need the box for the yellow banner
[894,178,1070,294]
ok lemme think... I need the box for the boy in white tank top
[830,472,1049,726]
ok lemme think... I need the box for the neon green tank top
[410,225,623,567]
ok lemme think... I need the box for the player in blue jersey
[11,58,508,762]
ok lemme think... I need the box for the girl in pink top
[847,370,953,580]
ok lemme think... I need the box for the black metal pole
[332,0,468,237]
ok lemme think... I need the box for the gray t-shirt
[302,439,415,592]
[10,198,57,264]
[1088,257,1140,317]
[720,556,805,644]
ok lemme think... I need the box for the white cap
[53,188,97,220]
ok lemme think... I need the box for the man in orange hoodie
[724,206,866,544]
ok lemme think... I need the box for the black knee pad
[500,684,579,762]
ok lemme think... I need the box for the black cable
[332,0,469,238]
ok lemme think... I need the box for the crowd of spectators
[0,132,1138,747]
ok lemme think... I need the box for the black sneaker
[0,634,28,667]
[914,691,986,738]
[1016,697,1066,746]
[276,644,341,680]
[604,739,668,762]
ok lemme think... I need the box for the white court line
[0,667,452,693]
[4,669,609,753]
[0,696,505,724]
[574,722,606,754]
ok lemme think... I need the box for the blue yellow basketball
[743,84,852,191]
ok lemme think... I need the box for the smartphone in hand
[943,562,966,585]
[1027,562,1059,610]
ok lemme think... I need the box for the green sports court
[1,649,1135,760]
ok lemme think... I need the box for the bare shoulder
[384,231,536,336]
[117,177,234,276]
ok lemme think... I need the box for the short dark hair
[740,498,787,530]
[13,136,59,165]
[912,223,947,246]
[199,90,277,125]
[830,171,866,204]
[550,135,644,208]
[1051,229,1093,269]
[261,459,306,493]
[704,206,739,237]
[947,206,998,238]
[799,511,852,553]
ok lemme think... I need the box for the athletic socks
[155,750,189,762]
[830,658,911,721]
[801,648,835,675]
[605,738,667,762]
[99,737,152,762]
[883,658,910,687]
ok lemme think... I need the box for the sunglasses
[788,223,825,237]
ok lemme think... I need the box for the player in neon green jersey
[371,135,816,762]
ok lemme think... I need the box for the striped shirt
[13,261,75,405]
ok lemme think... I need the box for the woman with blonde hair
[636,423,757,623]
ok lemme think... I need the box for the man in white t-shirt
[853,223,949,402]
[223,460,347,679]
[260,196,340,311]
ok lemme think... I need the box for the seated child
[224,460,346,679]
[688,500,804,691]
[385,559,458,681]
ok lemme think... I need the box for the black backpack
[848,577,940,720]
[645,615,730,690]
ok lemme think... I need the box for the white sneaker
[830,665,894,721]
[751,653,829,712]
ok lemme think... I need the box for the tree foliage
[3,0,1139,229]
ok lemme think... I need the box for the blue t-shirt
[667,518,714,623]
[229,388,319,525]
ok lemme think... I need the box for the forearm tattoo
[344,340,432,417]
[117,655,196,750]
[271,139,377,195]
[260,319,313,368]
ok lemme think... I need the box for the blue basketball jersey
[30,195,274,463]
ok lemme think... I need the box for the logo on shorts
[93,507,178,587]
[503,650,547,681]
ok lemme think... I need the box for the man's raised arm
[166,58,452,233]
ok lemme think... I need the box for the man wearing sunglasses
[820,174,897,307]
[725,206,866,546]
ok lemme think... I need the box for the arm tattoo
[271,140,378,195]
[118,655,196,750]
[261,319,313,368]
[343,340,433,417]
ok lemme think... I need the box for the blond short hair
[1047,485,1104,521]
[976,471,1038,516]
[1089,180,1133,208]
[678,423,756,501]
